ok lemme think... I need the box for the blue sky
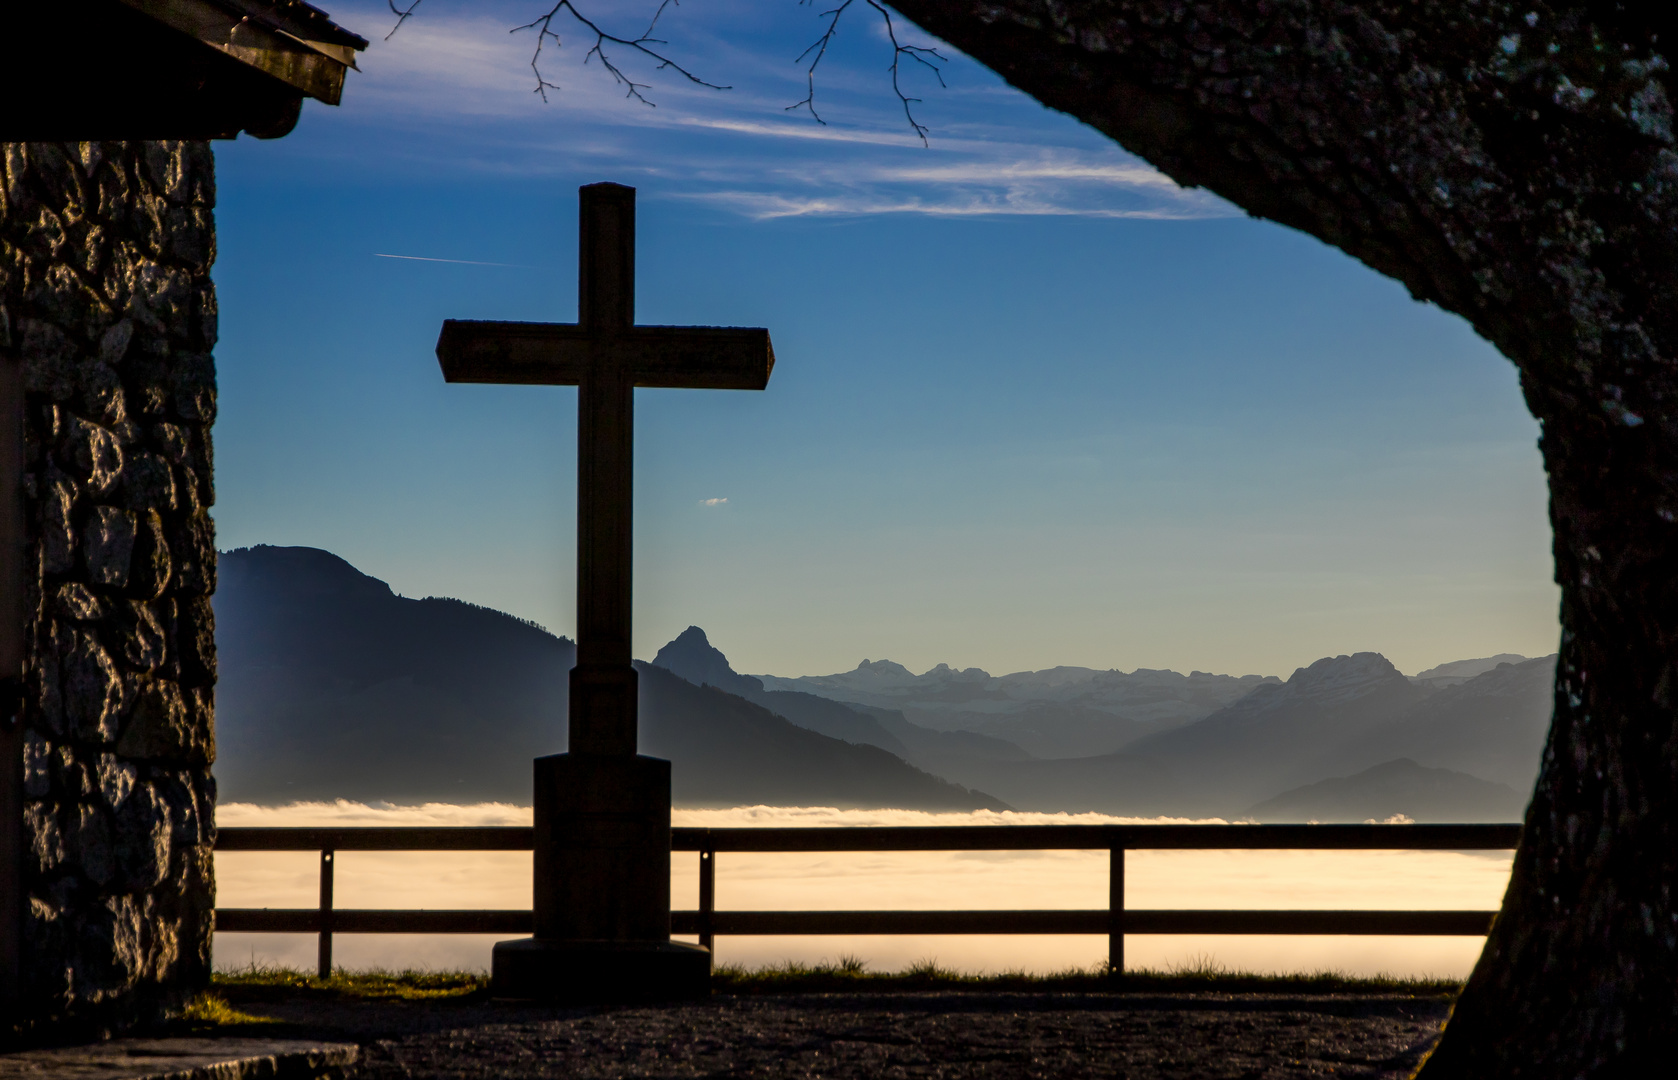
[209,0,1556,679]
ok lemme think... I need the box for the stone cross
[434,183,774,1000]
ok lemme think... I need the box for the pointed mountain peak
[670,625,713,650]
[653,626,763,696]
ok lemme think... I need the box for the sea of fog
[214,803,1515,978]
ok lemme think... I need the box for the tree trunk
[888,1,1678,1071]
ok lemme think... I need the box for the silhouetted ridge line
[214,547,1006,810]
[1246,758,1524,823]
[421,596,556,637]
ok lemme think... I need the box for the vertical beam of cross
[572,183,639,755]
[575,184,635,715]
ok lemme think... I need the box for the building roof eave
[1,0,369,140]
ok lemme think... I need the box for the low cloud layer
[217,801,1230,827]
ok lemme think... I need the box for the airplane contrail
[374,253,539,268]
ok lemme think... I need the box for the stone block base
[490,938,711,1004]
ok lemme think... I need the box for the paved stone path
[347,993,1449,1079]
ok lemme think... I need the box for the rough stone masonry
[0,141,218,1039]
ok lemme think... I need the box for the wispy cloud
[306,2,1235,221]
[879,161,1188,189]
[676,116,932,148]
[691,190,1226,221]
[700,497,729,506]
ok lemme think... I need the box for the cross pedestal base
[490,938,711,1003]
[489,752,710,1002]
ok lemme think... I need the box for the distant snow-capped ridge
[754,655,1279,728]
[1410,653,1532,688]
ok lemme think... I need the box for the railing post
[1108,844,1125,978]
[698,847,715,953]
[318,849,335,979]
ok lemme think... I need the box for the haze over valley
[216,546,1551,823]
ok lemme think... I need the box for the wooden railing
[213,823,1522,978]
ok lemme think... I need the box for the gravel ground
[340,993,1449,1079]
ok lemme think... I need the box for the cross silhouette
[436,182,774,756]
[435,183,773,999]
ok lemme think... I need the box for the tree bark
[887,0,1678,1072]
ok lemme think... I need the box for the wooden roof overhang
[1,0,368,140]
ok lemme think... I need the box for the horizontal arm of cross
[437,321,775,390]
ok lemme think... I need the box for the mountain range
[754,657,1276,758]
[215,545,1552,821]
[214,546,1003,810]
[657,629,1549,821]
[950,654,1542,820]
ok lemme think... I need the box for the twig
[385,1,424,42]
[789,1,850,125]
[790,0,946,143]
[641,0,681,38]
[514,1,730,105]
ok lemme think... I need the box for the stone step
[0,1037,358,1079]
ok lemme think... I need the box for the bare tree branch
[514,1,730,105]
[384,2,944,139]
[871,0,946,143]
[790,0,946,144]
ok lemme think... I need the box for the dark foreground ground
[213,987,1452,1079]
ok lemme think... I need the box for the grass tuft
[712,956,1464,996]
[209,960,1462,1004]
[213,963,489,1001]
[164,992,282,1034]
[1117,958,1462,996]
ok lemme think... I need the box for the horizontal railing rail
[214,907,1498,937]
[212,823,1521,977]
[674,823,1523,851]
[215,827,536,851]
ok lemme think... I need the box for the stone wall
[0,142,217,1040]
